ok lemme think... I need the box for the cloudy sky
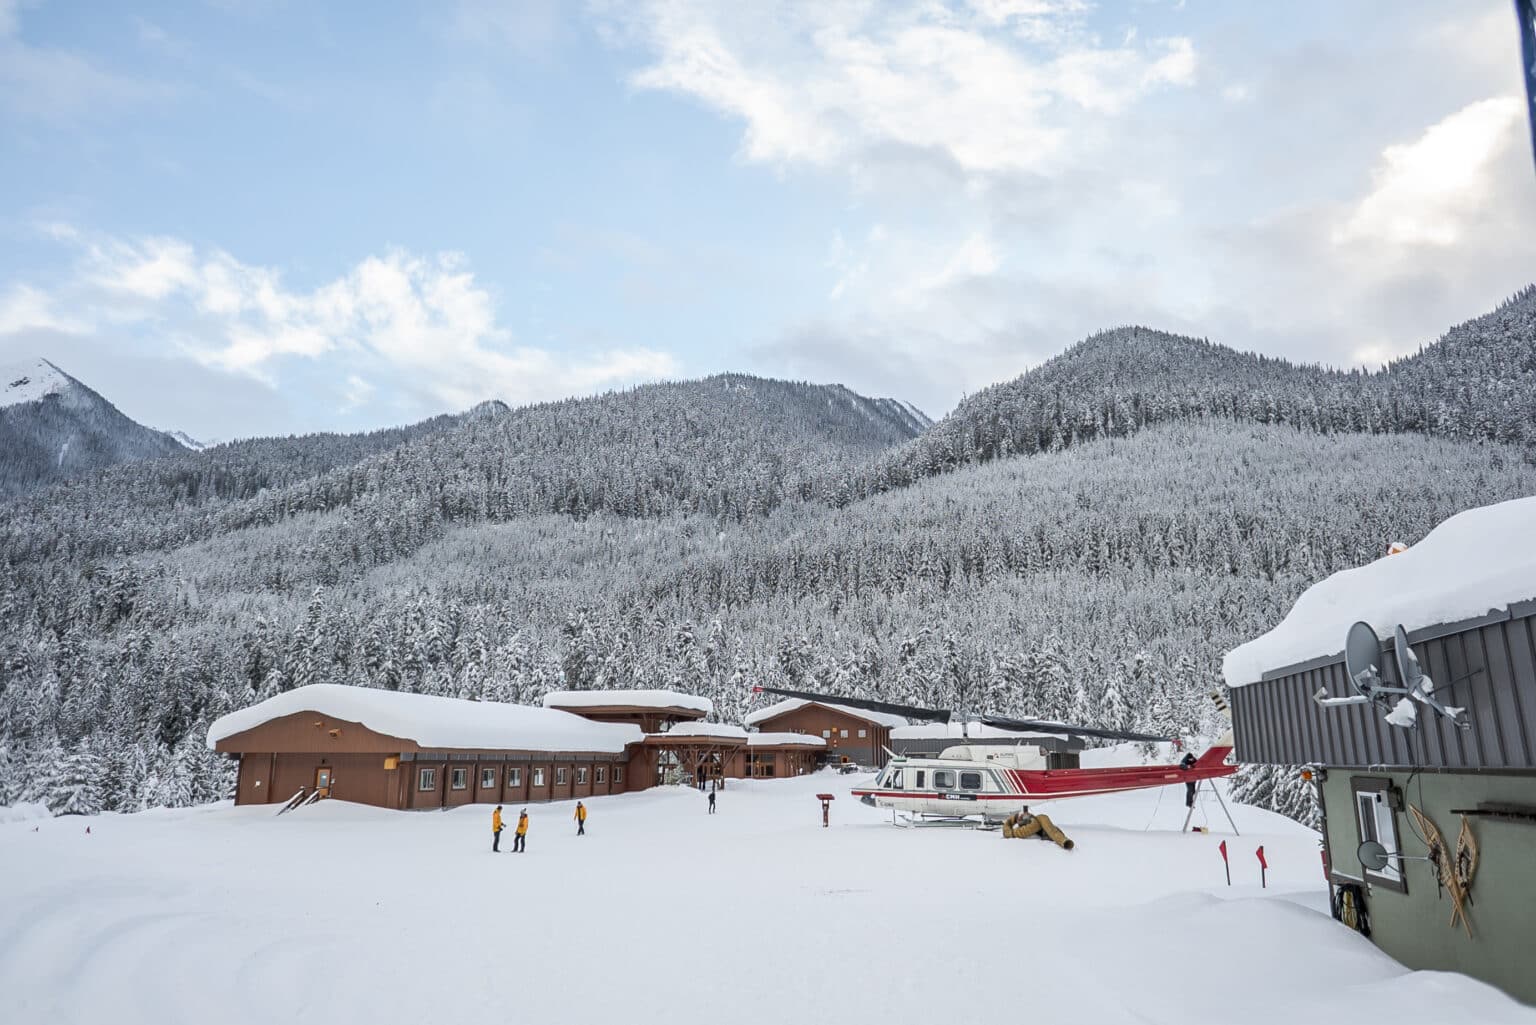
[1,0,1533,440]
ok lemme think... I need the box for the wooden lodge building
[209,684,827,811]
[743,698,906,769]
[1225,497,1536,1005]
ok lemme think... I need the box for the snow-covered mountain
[0,358,188,497]
[168,430,206,451]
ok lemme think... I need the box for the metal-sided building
[1225,497,1536,1004]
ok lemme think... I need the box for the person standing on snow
[514,809,529,852]
[707,789,717,814]
[492,804,505,853]
[574,801,587,836]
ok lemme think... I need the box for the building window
[614,767,624,785]
[450,767,469,790]
[576,767,589,785]
[596,766,607,784]
[508,768,522,788]
[959,771,983,791]
[1352,777,1407,892]
[858,729,867,738]
[533,768,546,787]
[480,767,497,790]
[556,767,568,786]
[822,729,832,738]
[417,768,437,791]
[840,730,849,739]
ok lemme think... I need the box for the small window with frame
[1351,776,1407,893]
[533,768,546,787]
[576,767,589,785]
[596,766,607,784]
[959,770,984,791]
[450,767,468,790]
[914,770,926,789]
[417,768,437,791]
[480,767,497,790]
[508,767,522,788]
[614,767,624,785]
[858,728,867,738]
[556,767,568,786]
[933,769,955,789]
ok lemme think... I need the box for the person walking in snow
[492,804,505,853]
[574,800,587,836]
[707,789,717,814]
[514,809,529,852]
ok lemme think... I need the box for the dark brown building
[209,684,644,810]
[743,698,904,768]
[727,734,825,779]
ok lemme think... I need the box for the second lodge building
[208,684,833,811]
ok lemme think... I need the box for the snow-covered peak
[169,430,205,451]
[1,358,73,409]
[1223,496,1536,687]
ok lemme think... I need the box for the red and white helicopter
[753,685,1237,828]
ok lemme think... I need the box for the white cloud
[1334,96,1524,247]
[1,231,681,417]
[615,1,1196,176]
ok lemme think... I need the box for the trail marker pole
[1256,845,1268,888]
[1219,840,1230,886]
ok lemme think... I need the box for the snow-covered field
[3,773,1531,1025]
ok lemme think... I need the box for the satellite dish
[1344,621,1384,696]
[1358,839,1392,872]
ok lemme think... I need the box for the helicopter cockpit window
[959,771,984,791]
[884,767,903,789]
[933,769,955,789]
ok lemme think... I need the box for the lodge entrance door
[314,767,334,798]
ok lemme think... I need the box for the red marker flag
[1219,840,1230,886]
[1256,844,1268,888]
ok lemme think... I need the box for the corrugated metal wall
[1231,608,1536,769]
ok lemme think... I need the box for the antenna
[1391,625,1468,728]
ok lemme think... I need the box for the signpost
[816,793,835,828]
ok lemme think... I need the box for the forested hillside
[858,287,1536,494]
[1,296,1532,826]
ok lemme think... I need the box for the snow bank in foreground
[540,689,713,715]
[4,774,1530,1024]
[206,684,642,752]
[1224,497,1536,686]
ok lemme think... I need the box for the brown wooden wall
[751,704,892,767]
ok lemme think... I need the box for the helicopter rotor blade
[978,714,1171,744]
[752,686,952,725]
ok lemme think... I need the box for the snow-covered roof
[744,697,908,729]
[746,732,826,747]
[651,722,749,742]
[1224,497,1536,687]
[540,689,712,716]
[207,684,643,753]
[2,358,70,408]
[891,721,1068,741]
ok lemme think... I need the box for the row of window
[819,728,868,739]
[880,767,985,791]
[417,765,623,792]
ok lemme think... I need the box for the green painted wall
[1321,770,1536,1005]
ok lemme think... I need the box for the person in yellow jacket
[492,805,504,853]
[513,809,528,853]
[574,800,587,836]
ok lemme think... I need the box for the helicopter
[751,685,1236,826]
